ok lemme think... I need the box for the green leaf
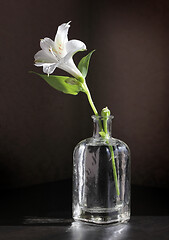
[78,50,95,78]
[30,71,83,95]
[99,131,109,140]
[99,131,106,138]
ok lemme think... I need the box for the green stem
[103,116,120,196]
[103,118,108,135]
[82,80,120,196]
[82,81,98,116]
[108,144,120,196]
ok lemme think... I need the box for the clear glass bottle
[72,115,131,224]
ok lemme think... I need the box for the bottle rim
[91,115,114,120]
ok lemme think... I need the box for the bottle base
[73,206,130,225]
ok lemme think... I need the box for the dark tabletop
[0,216,169,240]
[0,179,169,239]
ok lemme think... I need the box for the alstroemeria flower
[34,22,86,78]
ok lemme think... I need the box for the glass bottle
[72,115,131,224]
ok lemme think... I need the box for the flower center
[49,47,60,61]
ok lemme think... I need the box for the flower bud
[101,107,111,118]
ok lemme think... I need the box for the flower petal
[34,50,56,64]
[54,22,71,57]
[42,63,58,75]
[64,40,87,62]
[58,58,83,78]
[40,38,54,52]
[54,22,70,47]
[55,39,86,78]
[66,39,86,53]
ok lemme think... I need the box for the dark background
[0,0,169,189]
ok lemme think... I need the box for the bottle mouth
[91,115,114,121]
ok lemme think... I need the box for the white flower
[34,22,87,78]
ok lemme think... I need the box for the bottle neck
[92,115,113,139]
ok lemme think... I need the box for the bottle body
[72,116,131,224]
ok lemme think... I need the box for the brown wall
[0,0,169,188]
